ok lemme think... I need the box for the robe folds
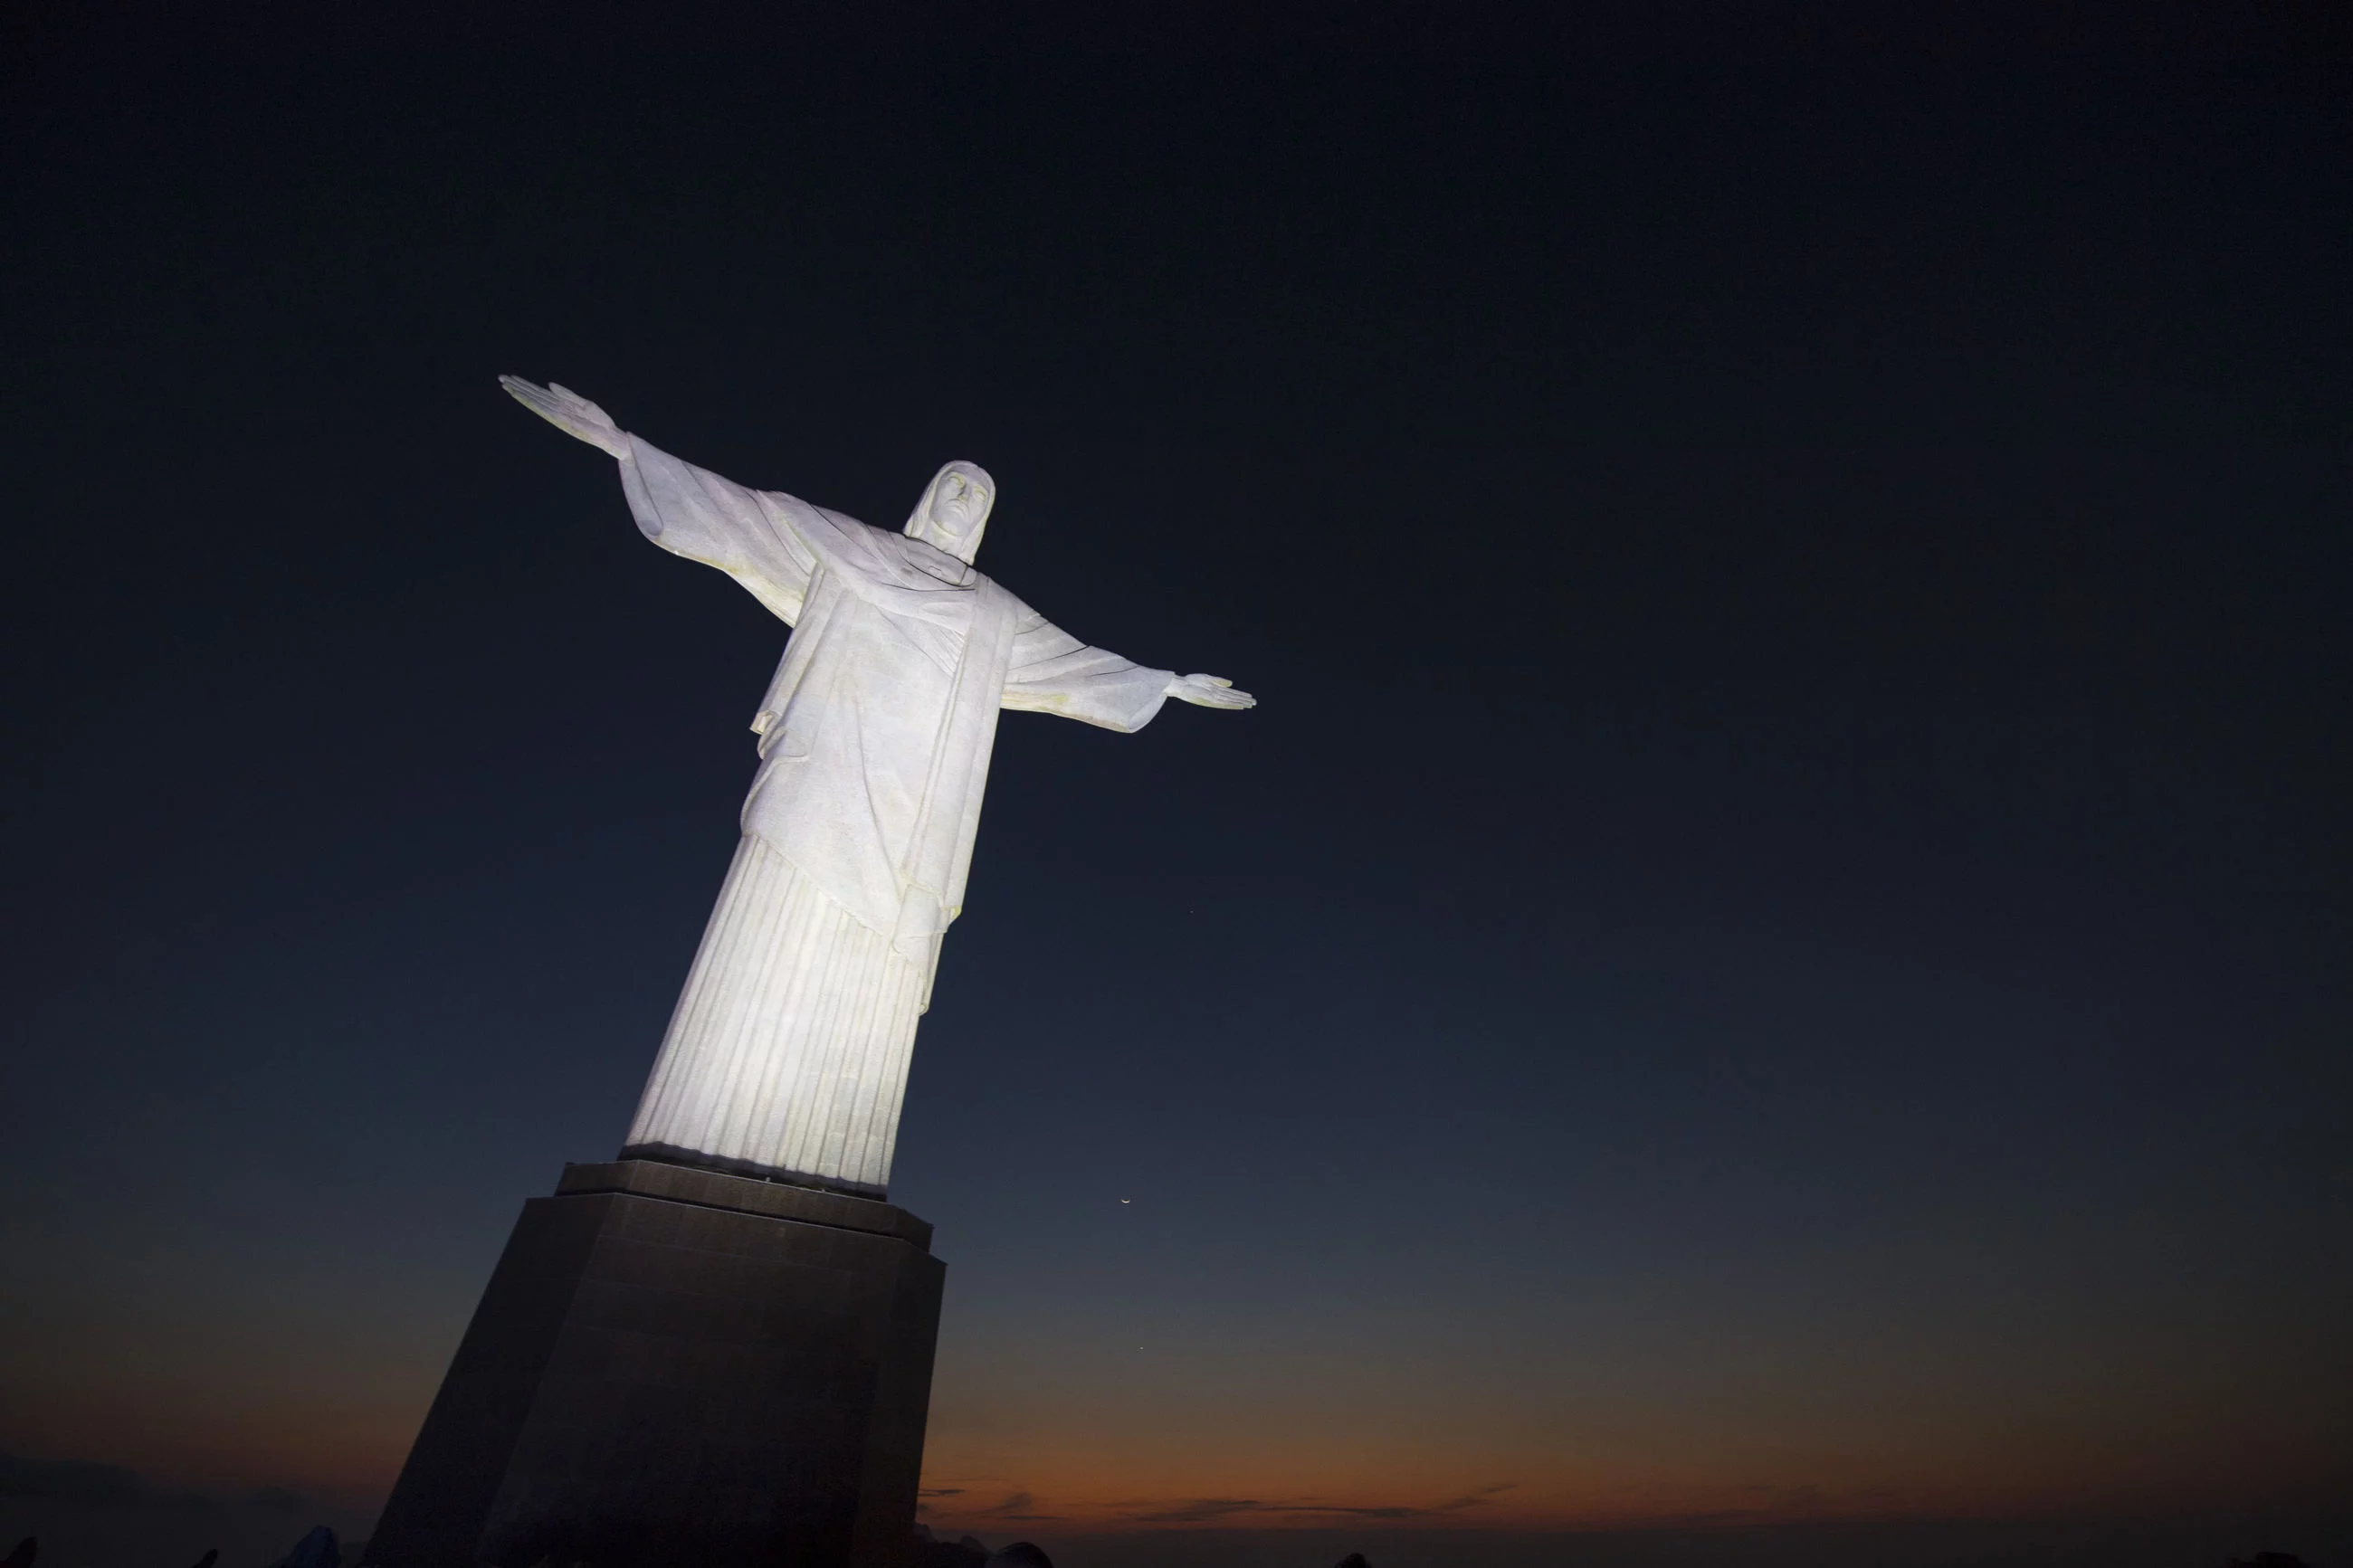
[612,436,1173,1194]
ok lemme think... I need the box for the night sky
[5,5,2350,1567]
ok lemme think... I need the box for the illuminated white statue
[502,378,1253,1197]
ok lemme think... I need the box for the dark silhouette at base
[186,1551,220,1568]
[2,1537,33,1568]
[984,1546,1051,1568]
[1333,1556,1370,1568]
[910,1527,991,1568]
[275,1526,339,1568]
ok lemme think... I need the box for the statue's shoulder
[753,488,859,532]
[809,503,876,535]
[767,496,884,554]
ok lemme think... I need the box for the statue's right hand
[1167,672,1256,710]
[500,375,629,459]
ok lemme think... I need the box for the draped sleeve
[1000,599,1174,733]
[616,433,819,625]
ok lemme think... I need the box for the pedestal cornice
[557,1157,933,1250]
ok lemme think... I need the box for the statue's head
[906,461,996,563]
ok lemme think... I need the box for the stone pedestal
[363,1160,945,1568]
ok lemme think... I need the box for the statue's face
[929,468,991,542]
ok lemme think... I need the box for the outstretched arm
[500,376,816,623]
[1002,605,1255,732]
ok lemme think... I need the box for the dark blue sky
[4,5,2349,1565]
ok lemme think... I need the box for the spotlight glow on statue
[502,378,1254,1197]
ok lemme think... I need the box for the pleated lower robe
[623,835,929,1196]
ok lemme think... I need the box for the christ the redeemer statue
[502,378,1254,1200]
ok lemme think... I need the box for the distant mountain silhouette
[273,1526,338,1568]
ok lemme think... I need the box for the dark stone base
[362,1160,945,1568]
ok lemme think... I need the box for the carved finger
[515,393,589,428]
[502,377,595,424]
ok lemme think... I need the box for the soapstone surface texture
[498,379,1253,1195]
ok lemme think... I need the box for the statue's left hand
[500,375,630,459]
[1167,673,1256,709]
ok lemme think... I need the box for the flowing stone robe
[611,435,1176,1196]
